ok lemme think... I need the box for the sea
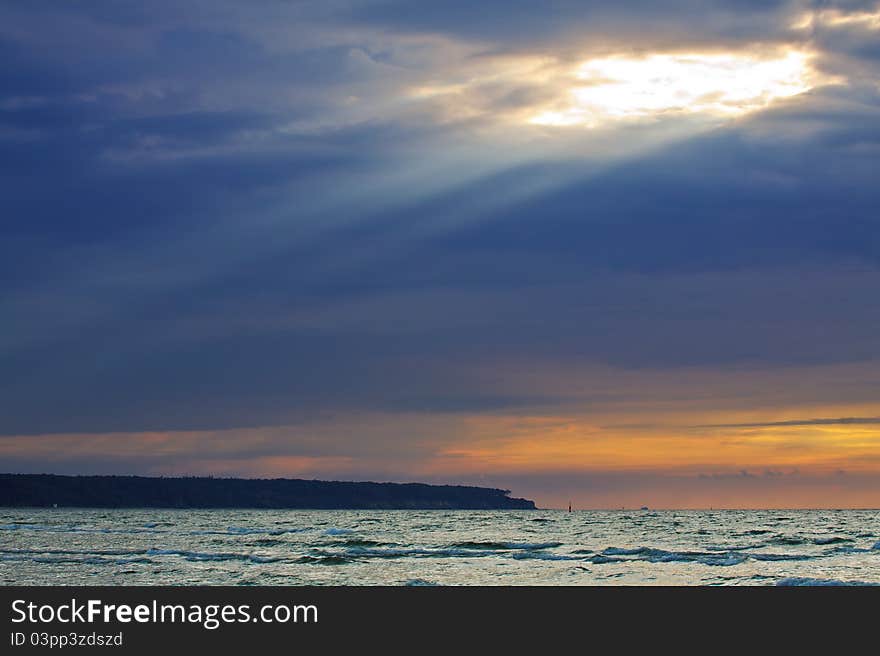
[2,508,879,586]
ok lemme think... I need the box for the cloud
[349,0,807,49]
[700,417,880,428]
[1,2,879,508]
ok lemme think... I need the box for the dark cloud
[349,0,805,50]
[0,0,878,457]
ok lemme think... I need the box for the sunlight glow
[431,413,880,476]
[530,50,819,127]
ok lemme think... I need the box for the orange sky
[4,375,879,509]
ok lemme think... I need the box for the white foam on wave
[589,555,624,564]
[651,551,747,566]
[601,546,749,566]
[145,548,280,563]
[343,546,489,559]
[324,528,354,536]
[602,547,646,556]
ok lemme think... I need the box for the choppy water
[2,509,880,586]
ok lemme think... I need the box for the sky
[1,1,879,508]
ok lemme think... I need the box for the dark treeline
[0,474,536,510]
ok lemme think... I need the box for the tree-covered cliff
[0,474,536,510]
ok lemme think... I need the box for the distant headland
[0,474,536,510]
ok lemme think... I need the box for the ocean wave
[825,545,873,555]
[227,526,305,536]
[32,556,119,565]
[296,554,354,565]
[0,523,33,530]
[705,544,760,552]
[1,554,155,566]
[448,541,563,551]
[145,548,280,563]
[326,539,392,548]
[767,536,807,545]
[6,509,880,584]
[190,527,304,536]
[602,547,648,556]
[659,552,748,567]
[511,551,580,561]
[331,544,578,560]
[323,528,354,536]
[605,543,878,565]
[601,547,748,566]
[747,552,814,561]
[342,546,492,559]
[248,555,279,564]
[0,523,165,535]
[776,577,880,586]
[0,547,149,558]
[588,555,624,564]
